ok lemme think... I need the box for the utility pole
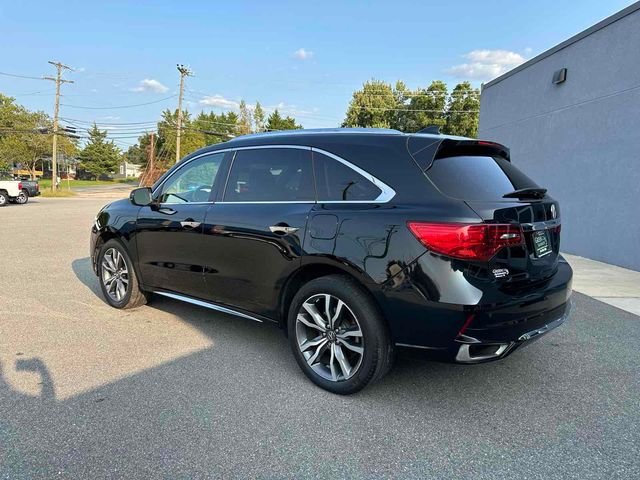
[44,61,73,191]
[175,64,193,164]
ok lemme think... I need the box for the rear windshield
[426,155,540,201]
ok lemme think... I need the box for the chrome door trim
[154,291,264,323]
[155,143,397,205]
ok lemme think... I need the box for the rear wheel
[98,239,148,309]
[287,275,393,394]
[15,190,28,205]
[0,191,8,207]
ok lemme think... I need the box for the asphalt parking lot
[1,195,639,479]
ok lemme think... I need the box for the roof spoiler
[433,139,511,163]
[416,125,441,135]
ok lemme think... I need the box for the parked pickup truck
[0,172,28,206]
[16,176,41,199]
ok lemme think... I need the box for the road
[1,195,639,479]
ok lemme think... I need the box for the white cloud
[446,49,527,81]
[130,78,169,93]
[199,95,240,109]
[293,48,313,60]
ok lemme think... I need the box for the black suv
[90,128,573,394]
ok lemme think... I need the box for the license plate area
[532,229,552,258]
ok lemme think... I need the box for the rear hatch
[414,138,561,284]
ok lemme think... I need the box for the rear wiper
[503,187,547,199]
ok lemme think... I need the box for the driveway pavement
[1,195,638,479]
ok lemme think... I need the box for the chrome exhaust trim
[455,343,511,363]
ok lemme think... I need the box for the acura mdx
[90,128,573,394]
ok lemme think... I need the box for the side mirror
[130,187,153,206]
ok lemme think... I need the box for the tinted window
[426,156,540,201]
[224,148,314,202]
[314,152,381,201]
[158,153,224,203]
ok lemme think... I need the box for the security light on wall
[553,68,567,84]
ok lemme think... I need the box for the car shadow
[71,257,104,299]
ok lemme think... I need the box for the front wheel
[15,190,28,205]
[288,275,394,394]
[98,239,148,309]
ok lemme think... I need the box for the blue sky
[0,0,635,148]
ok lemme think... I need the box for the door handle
[158,207,176,215]
[180,219,201,229]
[269,225,299,235]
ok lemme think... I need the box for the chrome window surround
[152,144,396,205]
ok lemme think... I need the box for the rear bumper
[386,257,573,361]
[454,297,573,363]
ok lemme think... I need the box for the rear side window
[313,152,381,201]
[426,156,540,201]
[224,148,314,202]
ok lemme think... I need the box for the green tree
[0,94,77,178]
[157,109,205,160]
[266,109,302,131]
[342,79,480,136]
[342,79,397,129]
[238,100,252,135]
[443,82,480,137]
[78,124,121,178]
[193,111,238,144]
[403,80,448,133]
[253,102,265,133]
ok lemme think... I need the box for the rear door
[136,151,226,298]
[199,146,315,318]
[425,151,560,280]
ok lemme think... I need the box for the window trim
[154,144,396,205]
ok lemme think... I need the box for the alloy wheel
[16,192,27,204]
[101,248,130,302]
[295,293,364,382]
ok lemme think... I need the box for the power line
[0,71,45,80]
[60,94,177,110]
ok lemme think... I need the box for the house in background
[114,160,142,179]
[478,2,640,271]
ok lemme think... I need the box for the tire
[15,190,28,205]
[0,191,8,207]
[287,275,394,394]
[97,239,148,309]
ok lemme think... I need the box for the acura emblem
[550,204,556,219]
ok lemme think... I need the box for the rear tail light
[18,182,22,190]
[407,222,523,261]
[36,183,40,191]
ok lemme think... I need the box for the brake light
[477,141,499,146]
[407,222,523,261]
[18,182,22,190]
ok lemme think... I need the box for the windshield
[426,155,541,201]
